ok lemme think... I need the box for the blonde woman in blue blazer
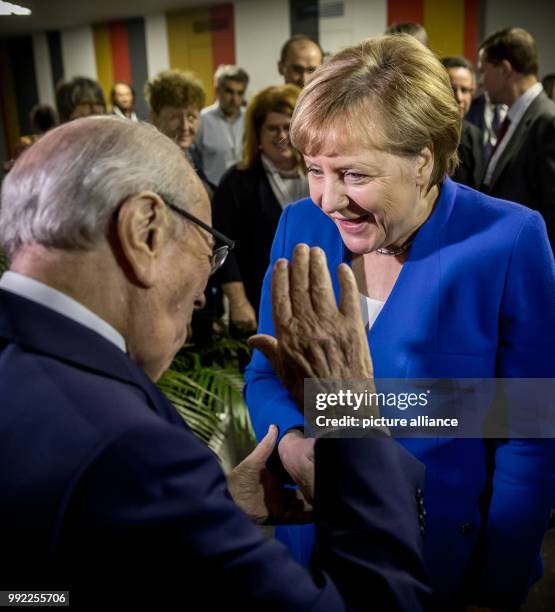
[245,35,555,609]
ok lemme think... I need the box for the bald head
[278,36,323,88]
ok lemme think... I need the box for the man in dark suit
[478,27,555,250]
[0,116,429,609]
[466,91,508,160]
[441,56,485,189]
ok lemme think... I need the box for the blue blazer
[0,287,429,610]
[245,177,555,606]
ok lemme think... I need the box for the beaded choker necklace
[376,239,414,256]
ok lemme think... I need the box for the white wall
[145,12,170,78]
[234,0,389,97]
[61,26,97,79]
[319,0,387,55]
[234,0,290,96]
[32,33,56,106]
[484,0,555,77]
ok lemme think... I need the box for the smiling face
[259,111,297,170]
[304,145,434,254]
[113,83,134,111]
[151,105,201,150]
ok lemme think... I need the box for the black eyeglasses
[161,196,235,275]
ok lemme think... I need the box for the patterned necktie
[485,105,502,160]
[491,116,511,155]
[491,105,502,138]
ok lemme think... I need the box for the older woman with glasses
[212,84,308,334]
[145,70,215,197]
[145,70,222,341]
[246,35,555,610]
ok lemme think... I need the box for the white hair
[214,65,249,90]
[0,115,197,257]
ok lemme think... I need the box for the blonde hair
[240,84,301,170]
[290,34,461,188]
[145,69,206,114]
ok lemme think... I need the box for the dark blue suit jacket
[0,287,429,610]
[245,178,555,606]
[481,91,555,250]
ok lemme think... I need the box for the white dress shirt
[0,271,126,352]
[112,107,139,122]
[483,97,508,149]
[196,103,245,185]
[261,154,309,209]
[359,294,385,331]
[483,82,543,186]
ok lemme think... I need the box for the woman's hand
[223,281,258,331]
[228,425,312,524]
[230,299,257,332]
[278,429,316,503]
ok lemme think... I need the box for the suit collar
[488,90,547,188]
[0,272,126,353]
[0,288,165,409]
[506,82,543,123]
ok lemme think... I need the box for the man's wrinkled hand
[227,425,312,525]
[248,244,374,407]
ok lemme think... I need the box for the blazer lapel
[488,93,543,190]
[366,179,456,377]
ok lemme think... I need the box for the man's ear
[149,110,158,128]
[277,61,285,77]
[500,59,513,77]
[116,191,170,288]
[415,147,434,188]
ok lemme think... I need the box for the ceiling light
[0,1,31,16]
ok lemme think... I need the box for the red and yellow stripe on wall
[93,22,133,105]
[166,3,235,104]
[388,0,479,62]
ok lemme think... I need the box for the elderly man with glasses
[0,116,429,610]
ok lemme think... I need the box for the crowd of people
[1,21,554,611]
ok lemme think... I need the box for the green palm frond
[0,249,8,275]
[157,336,255,462]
